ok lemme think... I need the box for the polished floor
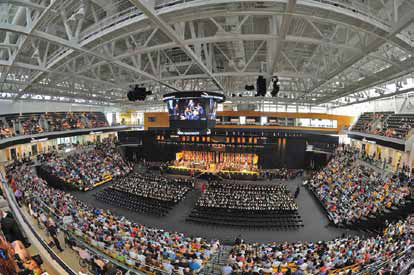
[70,174,361,244]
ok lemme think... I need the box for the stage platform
[167,165,259,180]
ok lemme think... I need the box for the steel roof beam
[0,60,126,88]
[333,87,414,108]
[3,79,123,101]
[317,56,414,104]
[308,5,414,97]
[268,0,297,81]
[0,26,180,99]
[128,0,224,91]
[72,33,363,76]
[0,0,59,85]
[5,0,47,10]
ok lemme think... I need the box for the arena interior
[2,0,414,275]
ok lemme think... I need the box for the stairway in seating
[205,245,232,275]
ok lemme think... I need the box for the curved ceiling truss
[0,0,413,107]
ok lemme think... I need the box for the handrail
[0,125,130,144]
[354,245,413,275]
[29,188,173,275]
[0,172,76,275]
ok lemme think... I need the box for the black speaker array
[245,84,255,91]
[271,76,280,97]
[256,75,267,96]
[127,85,152,101]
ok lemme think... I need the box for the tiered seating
[351,112,414,139]
[260,169,303,180]
[0,111,109,139]
[6,151,414,275]
[95,188,176,216]
[187,182,303,229]
[351,112,375,132]
[187,208,303,229]
[44,112,85,131]
[9,164,218,275]
[0,117,12,138]
[351,112,393,133]
[3,112,44,136]
[384,113,414,139]
[309,146,413,228]
[0,192,45,275]
[41,141,131,190]
[95,172,192,216]
[226,213,414,275]
[87,112,109,128]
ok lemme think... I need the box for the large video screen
[167,98,217,121]
[163,91,224,130]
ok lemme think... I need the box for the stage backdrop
[117,130,335,169]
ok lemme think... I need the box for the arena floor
[70,175,361,243]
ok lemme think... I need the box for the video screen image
[167,99,212,121]
[208,98,217,120]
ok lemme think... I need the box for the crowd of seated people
[261,169,304,180]
[95,172,193,216]
[382,115,414,139]
[351,112,414,140]
[22,114,44,135]
[351,112,376,132]
[87,112,109,128]
[110,172,193,203]
[172,159,259,173]
[4,151,414,274]
[0,190,45,275]
[188,182,302,228]
[226,215,414,275]
[45,112,85,132]
[197,182,298,211]
[309,146,413,226]
[6,163,219,274]
[0,111,110,140]
[0,119,12,139]
[42,143,131,190]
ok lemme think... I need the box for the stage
[167,165,259,180]
[166,150,259,180]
